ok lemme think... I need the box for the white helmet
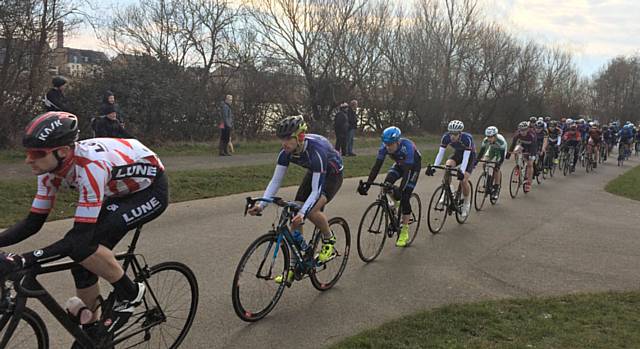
[447,120,464,132]
[566,118,574,124]
[518,121,529,130]
[485,126,498,137]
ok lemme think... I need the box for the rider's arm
[300,149,329,217]
[0,212,48,247]
[398,141,416,190]
[434,146,446,166]
[260,164,288,208]
[460,150,471,172]
[367,146,386,183]
[508,134,518,153]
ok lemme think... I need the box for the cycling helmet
[578,118,585,124]
[52,76,67,88]
[560,117,567,123]
[535,120,545,128]
[447,120,464,132]
[381,126,401,144]
[549,120,558,128]
[588,121,595,127]
[485,126,498,137]
[529,116,537,123]
[276,115,307,139]
[23,112,79,148]
[544,116,551,122]
[518,121,529,130]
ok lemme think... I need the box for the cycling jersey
[534,129,548,151]
[263,134,344,217]
[562,129,582,142]
[478,134,507,163]
[434,132,475,173]
[376,138,421,168]
[508,130,538,154]
[547,127,562,146]
[588,129,602,143]
[578,124,589,140]
[619,127,634,141]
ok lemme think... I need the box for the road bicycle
[426,165,473,234]
[232,197,350,322]
[600,140,608,162]
[542,145,557,179]
[561,146,576,176]
[0,226,199,349]
[585,142,596,173]
[509,152,532,198]
[474,159,502,211]
[356,181,422,262]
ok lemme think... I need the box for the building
[49,21,108,77]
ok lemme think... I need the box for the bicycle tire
[427,185,448,234]
[356,201,388,262]
[115,261,199,348]
[0,307,48,349]
[474,172,488,211]
[509,165,521,198]
[232,233,289,322]
[310,217,351,291]
[455,181,472,224]
[405,193,422,246]
[489,170,502,205]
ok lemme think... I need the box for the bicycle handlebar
[244,196,301,216]
[358,180,395,190]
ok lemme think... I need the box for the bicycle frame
[0,227,165,348]
[432,165,465,213]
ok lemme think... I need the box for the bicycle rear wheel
[356,201,388,262]
[427,185,448,234]
[509,166,521,198]
[114,261,198,348]
[474,172,488,211]
[404,193,422,246]
[0,307,48,349]
[232,233,289,322]
[310,217,350,291]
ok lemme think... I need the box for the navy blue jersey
[376,138,421,166]
[440,132,475,154]
[277,134,343,175]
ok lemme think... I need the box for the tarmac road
[6,157,640,348]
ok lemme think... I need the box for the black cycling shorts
[449,151,476,174]
[295,171,343,204]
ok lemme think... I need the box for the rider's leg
[526,158,534,183]
[305,195,330,239]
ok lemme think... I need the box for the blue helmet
[381,126,401,144]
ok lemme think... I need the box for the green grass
[0,149,24,163]
[0,151,436,227]
[605,164,640,201]
[329,291,640,349]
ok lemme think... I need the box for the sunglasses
[25,146,65,160]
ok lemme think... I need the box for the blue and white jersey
[440,132,475,154]
[376,138,421,167]
[276,134,343,175]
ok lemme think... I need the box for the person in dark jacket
[92,105,132,138]
[346,99,358,156]
[218,94,234,156]
[100,91,125,125]
[43,76,71,112]
[334,102,349,155]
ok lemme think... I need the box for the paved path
[9,157,640,348]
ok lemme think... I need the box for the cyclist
[547,120,562,165]
[0,111,168,337]
[533,120,549,175]
[587,121,602,167]
[561,119,581,172]
[358,126,421,247]
[476,126,507,201]
[247,116,343,282]
[426,120,475,218]
[528,116,538,130]
[506,121,537,192]
[619,123,634,159]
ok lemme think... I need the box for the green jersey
[478,134,507,161]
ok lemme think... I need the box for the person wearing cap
[92,104,132,138]
[43,76,71,112]
[334,102,349,155]
[100,91,125,125]
[346,100,358,156]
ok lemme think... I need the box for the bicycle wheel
[489,170,502,205]
[310,217,350,291]
[427,185,448,234]
[474,172,488,211]
[356,201,388,262]
[509,166,521,198]
[404,193,422,246]
[0,307,48,349]
[114,261,199,348]
[455,181,472,224]
[232,233,289,322]
[586,154,592,173]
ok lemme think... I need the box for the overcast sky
[66,0,640,76]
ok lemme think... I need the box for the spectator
[219,94,234,156]
[334,102,349,155]
[43,76,71,112]
[346,99,358,156]
[92,104,132,138]
[100,90,125,125]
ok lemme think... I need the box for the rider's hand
[457,170,465,181]
[505,152,511,160]
[0,253,25,275]
[425,165,436,176]
[291,213,304,226]
[357,182,371,196]
[247,205,263,216]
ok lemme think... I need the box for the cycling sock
[112,274,137,301]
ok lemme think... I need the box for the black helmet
[52,76,67,88]
[23,112,79,148]
[276,115,307,139]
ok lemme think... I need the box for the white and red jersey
[31,138,164,224]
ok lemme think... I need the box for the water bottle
[292,230,308,251]
[65,296,94,325]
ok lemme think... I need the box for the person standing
[93,105,132,138]
[346,99,358,156]
[100,91,125,125]
[334,102,349,155]
[219,95,234,156]
[43,76,71,112]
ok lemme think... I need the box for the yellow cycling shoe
[396,225,410,247]
[274,270,294,284]
[317,234,337,263]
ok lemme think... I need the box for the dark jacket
[334,109,349,136]
[220,101,233,128]
[100,92,125,123]
[347,108,357,130]
[92,116,132,138]
[43,88,71,112]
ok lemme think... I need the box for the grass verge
[0,151,436,227]
[605,164,640,201]
[329,291,640,349]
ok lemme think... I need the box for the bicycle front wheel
[356,201,388,262]
[115,261,199,348]
[474,172,488,211]
[404,193,422,246]
[0,307,48,349]
[310,217,351,291]
[232,233,289,322]
[427,185,448,234]
[509,166,521,198]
